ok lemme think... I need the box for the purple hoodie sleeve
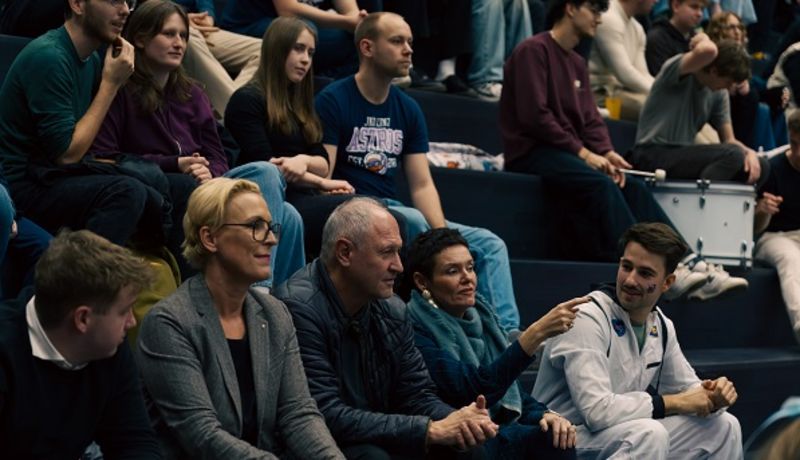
[192,86,229,177]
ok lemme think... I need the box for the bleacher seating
[1,27,797,442]
[402,89,800,439]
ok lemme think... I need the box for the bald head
[354,12,403,46]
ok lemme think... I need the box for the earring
[421,289,439,309]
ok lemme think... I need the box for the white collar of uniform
[26,296,87,371]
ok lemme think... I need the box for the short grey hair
[320,197,389,265]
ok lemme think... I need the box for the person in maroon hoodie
[500,0,672,263]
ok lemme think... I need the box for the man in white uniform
[533,222,743,459]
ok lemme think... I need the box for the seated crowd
[1,0,799,458]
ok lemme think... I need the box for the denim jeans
[467,0,532,86]
[0,185,14,263]
[2,217,51,301]
[0,184,52,301]
[385,200,520,331]
[226,162,305,287]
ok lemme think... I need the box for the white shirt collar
[26,296,86,371]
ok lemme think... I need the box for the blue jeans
[467,0,532,86]
[385,200,520,331]
[1,183,52,300]
[0,185,14,263]
[2,218,51,301]
[226,162,305,287]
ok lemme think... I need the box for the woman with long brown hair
[90,0,306,287]
[226,17,394,259]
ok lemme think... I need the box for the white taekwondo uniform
[532,288,742,459]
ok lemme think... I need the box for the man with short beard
[0,0,152,247]
[533,223,743,459]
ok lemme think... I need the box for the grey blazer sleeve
[137,300,276,460]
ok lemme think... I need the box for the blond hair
[182,178,262,269]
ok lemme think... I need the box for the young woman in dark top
[226,17,410,259]
[225,17,354,196]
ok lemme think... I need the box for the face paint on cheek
[646,284,657,294]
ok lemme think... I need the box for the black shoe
[442,75,478,97]
[410,68,446,92]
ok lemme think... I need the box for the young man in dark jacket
[274,197,498,459]
[0,230,160,459]
[645,0,706,75]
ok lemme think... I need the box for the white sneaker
[472,82,503,101]
[687,261,749,301]
[664,263,708,300]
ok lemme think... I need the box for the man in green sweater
[0,229,161,458]
[0,0,152,246]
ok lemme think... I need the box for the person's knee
[715,412,742,445]
[244,161,283,183]
[590,173,625,204]
[102,177,148,210]
[720,143,747,170]
[456,224,507,255]
[633,419,670,452]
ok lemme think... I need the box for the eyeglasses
[722,24,746,31]
[221,219,280,242]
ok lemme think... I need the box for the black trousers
[630,143,770,191]
[11,174,152,247]
[507,148,677,262]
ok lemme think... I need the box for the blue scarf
[407,290,522,422]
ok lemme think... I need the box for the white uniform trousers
[575,412,742,460]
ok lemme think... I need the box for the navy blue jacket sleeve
[286,297,442,457]
[413,326,536,409]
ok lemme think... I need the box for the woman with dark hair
[90,0,305,287]
[406,227,582,459]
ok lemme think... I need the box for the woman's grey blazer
[136,275,344,460]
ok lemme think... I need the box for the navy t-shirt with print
[316,76,429,199]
